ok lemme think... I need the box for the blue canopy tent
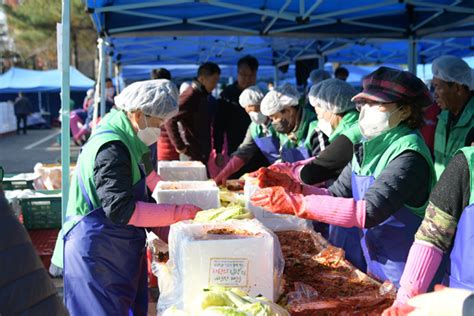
[0,66,94,92]
[0,66,95,120]
[56,0,472,220]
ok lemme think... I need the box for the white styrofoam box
[244,178,312,232]
[152,180,219,210]
[158,219,284,313]
[157,160,207,181]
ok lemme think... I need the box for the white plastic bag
[157,219,285,314]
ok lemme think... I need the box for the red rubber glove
[257,168,302,193]
[214,156,246,185]
[250,186,304,215]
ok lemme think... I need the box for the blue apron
[281,145,310,163]
[254,135,280,164]
[449,204,474,291]
[352,172,422,287]
[327,173,368,272]
[63,134,148,316]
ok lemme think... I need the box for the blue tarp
[0,67,94,93]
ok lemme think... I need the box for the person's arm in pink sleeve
[128,201,200,227]
[394,241,443,304]
[299,194,366,228]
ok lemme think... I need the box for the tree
[2,0,97,77]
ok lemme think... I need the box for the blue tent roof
[109,35,474,67]
[83,1,473,79]
[0,67,94,93]
[84,1,474,39]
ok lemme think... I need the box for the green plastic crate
[3,173,36,190]
[21,190,62,230]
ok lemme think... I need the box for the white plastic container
[157,219,284,313]
[244,178,312,232]
[157,160,207,181]
[152,180,220,210]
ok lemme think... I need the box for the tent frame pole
[60,0,71,224]
[408,36,417,75]
[274,67,278,86]
[99,39,107,118]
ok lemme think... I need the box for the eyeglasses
[355,100,398,111]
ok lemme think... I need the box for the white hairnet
[239,86,265,108]
[309,69,331,84]
[432,55,473,90]
[260,86,299,116]
[86,88,94,98]
[179,81,191,95]
[309,79,357,114]
[278,82,301,99]
[114,79,178,120]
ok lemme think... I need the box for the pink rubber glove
[214,156,245,185]
[251,187,366,228]
[146,171,161,192]
[128,201,201,227]
[391,241,443,306]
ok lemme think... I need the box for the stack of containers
[3,164,63,270]
[150,160,218,287]
[154,160,219,210]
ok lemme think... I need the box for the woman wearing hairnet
[252,67,436,287]
[56,80,201,315]
[213,86,277,184]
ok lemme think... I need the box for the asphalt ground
[0,128,81,174]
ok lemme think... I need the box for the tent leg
[38,92,42,112]
[318,56,325,70]
[99,39,107,118]
[60,0,71,224]
[408,36,417,75]
[114,63,121,94]
[274,67,278,86]
[107,55,113,79]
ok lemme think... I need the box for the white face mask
[137,115,161,146]
[317,115,334,137]
[359,104,400,140]
[248,111,267,125]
